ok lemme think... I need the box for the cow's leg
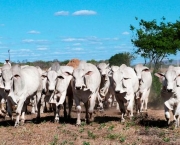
[0,99,5,116]
[20,103,27,125]
[119,101,125,122]
[84,101,90,124]
[31,96,36,114]
[75,98,81,125]
[15,99,25,127]
[1,98,6,113]
[67,95,73,119]
[164,105,170,125]
[52,104,60,123]
[63,98,67,119]
[135,98,140,114]
[36,92,42,120]
[88,94,96,122]
[127,99,134,120]
[175,115,179,128]
[40,94,45,113]
[7,99,13,120]
[144,90,150,112]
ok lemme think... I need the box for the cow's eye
[58,76,64,79]
[14,74,20,78]
[124,78,129,80]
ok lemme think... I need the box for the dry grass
[0,107,180,145]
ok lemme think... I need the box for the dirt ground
[0,105,180,145]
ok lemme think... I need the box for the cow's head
[73,68,93,90]
[55,66,73,94]
[46,70,58,93]
[111,64,126,94]
[2,64,13,94]
[154,66,178,92]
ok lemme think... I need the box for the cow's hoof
[31,111,36,114]
[54,118,59,123]
[14,122,19,127]
[40,110,44,114]
[76,120,81,126]
[20,120,25,126]
[121,119,125,123]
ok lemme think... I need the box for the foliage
[130,17,180,69]
[108,52,135,66]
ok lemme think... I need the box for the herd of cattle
[0,60,180,128]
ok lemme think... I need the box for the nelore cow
[0,67,7,116]
[2,64,41,127]
[97,63,115,110]
[155,66,180,128]
[49,66,74,123]
[134,64,152,113]
[72,61,101,125]
[111,64,139,122]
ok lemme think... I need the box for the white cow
[49,66,74,122]
[111,64,139,122]
[97,63,115,110]
[134,64,152,113]
[2,64,41,127]
[155,65,180,127]
[42,62,60,112]
[72,61,101,125]
[30,66,47,114]
[0,67,7,116]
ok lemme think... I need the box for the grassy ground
[0,107,180,145]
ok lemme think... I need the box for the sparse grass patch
[163,137,170,142]
[107,133,119,140]
[83,141,90,145]
[81,121,86,127]
[106,133,126,142]
[61,140,68,145]
[87,131,96,139]
[79,127,84,133]
[98,123,106,129]
[108,124,114,131]
[50,135,58,145]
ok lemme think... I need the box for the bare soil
[0,105,180,145]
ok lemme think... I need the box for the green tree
[130,17,180,69]
[87,59,98,65]
[108,52,135,66]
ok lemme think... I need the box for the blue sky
[0,0,180,64]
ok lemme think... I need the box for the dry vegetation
[0,105,180,145]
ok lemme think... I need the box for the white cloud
[72,48,84,51]
[37,47,48,50]
[122,31,129,35]
[72,10,97,16]
[62,38,85,42]
[54,11,69,16]
[22,39,49,44]
[73,43,81,46]
[20,49,31,52]
[0,24,5,26]
[28,30,40,34]
[22,39,34,43]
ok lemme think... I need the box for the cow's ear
[154,73,164,78]
[106,63,109,68]
[85,71,93,76]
